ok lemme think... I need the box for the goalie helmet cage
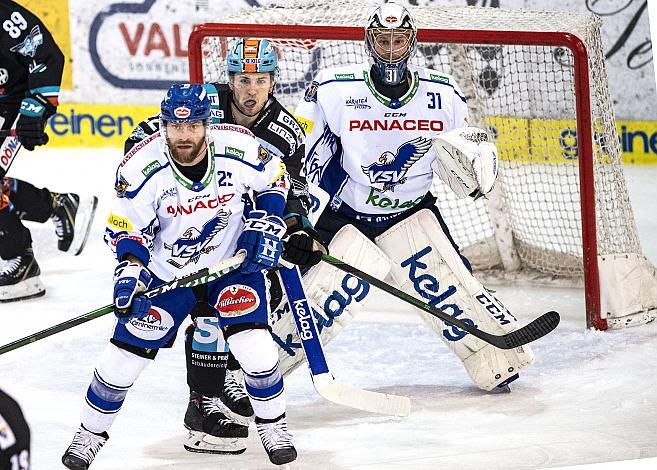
[187,1,657,330]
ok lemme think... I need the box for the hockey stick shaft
[279,265,411,416]
[1,119,21,176]
[0,253,245,356]
[321,254,560,350]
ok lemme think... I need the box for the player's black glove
[282,213,328,267]
[16,93,57,151]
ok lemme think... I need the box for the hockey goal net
[188,1,657,330]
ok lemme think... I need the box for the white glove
[431,127,499,199]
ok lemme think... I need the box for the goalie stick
[279,265,411,417]
[321,254,560,350]
[0,253,246,356]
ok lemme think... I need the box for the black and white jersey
[125,83,309,217]
[0,0,64,106]
[0,389,30,470]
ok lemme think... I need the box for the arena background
[12,0,657,163]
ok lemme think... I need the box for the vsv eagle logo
[165,210,230,268]
[9,25,43,57]
[361,137,432,192]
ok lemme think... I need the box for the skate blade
[183,429,247,455]
[0,277,45,302]
[69,195,99,256]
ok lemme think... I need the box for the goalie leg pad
[271,224,392,376]
[375,209,534,391]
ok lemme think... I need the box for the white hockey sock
[228,329,285,420]
[80,343,151,434]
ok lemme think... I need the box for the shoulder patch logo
[334,73,355,80]
[258,145,272,163]
[141,160,161,177]
[429,74,450,84]
[304,81,319,102]
[225,146,245,159]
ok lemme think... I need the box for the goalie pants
[315,191,471,271]
[1,104,55,260]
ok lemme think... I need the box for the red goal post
[187,5,657,331]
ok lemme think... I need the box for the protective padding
[375,209,534,390]
[272,224,392,376]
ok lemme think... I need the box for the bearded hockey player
[124,39,326,455]
[293,1,535,393]
[61,84,298,468]
[0,0,98,302]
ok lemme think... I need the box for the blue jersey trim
[214,153,266,172]
[116,238,151,266]
[256,191,286,216]
[418,78,467,103]
[121,162,170,199]
[29,86,60,97]
[318,78,364,87]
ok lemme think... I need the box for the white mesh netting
[191,1,657,327]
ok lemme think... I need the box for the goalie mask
[365,2,417,86]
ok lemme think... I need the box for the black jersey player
[0,0,98,302]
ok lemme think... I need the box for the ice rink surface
[1,148,656,469]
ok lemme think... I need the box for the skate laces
[257,417,293,451]
[201,395,229,417]
[224,370,249,402]
[67,427,107,463]
[0,256,22,276]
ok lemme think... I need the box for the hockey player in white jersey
[293,1,534,392]
[61,84,297,468]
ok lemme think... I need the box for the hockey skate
[218,369,255,426]
[0,246,45,302]
[51,192,98,255]
[61,424,109,470]
[183,391,248,454]
[256,413,297,466]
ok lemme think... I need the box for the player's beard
[168,137,206,165]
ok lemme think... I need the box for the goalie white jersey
[104,124,287,282]
[295,63,468,218]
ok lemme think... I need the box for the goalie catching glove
[282,214,328,267]
[431,126,499,199]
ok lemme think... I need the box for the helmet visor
[367,28,414,64]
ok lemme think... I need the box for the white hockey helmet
[365,2,417,86]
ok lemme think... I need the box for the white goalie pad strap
[431,126,498,198]
[271,224,392,376]
[375,209,533,391]
[599,253,657,328]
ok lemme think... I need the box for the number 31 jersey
[295,63,469,217]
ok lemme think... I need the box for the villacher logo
[216,285,260,317]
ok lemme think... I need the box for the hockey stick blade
[279,266,411,417]
[313,373,411,417]
[470,310,560,349]
[322,254,560,349]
